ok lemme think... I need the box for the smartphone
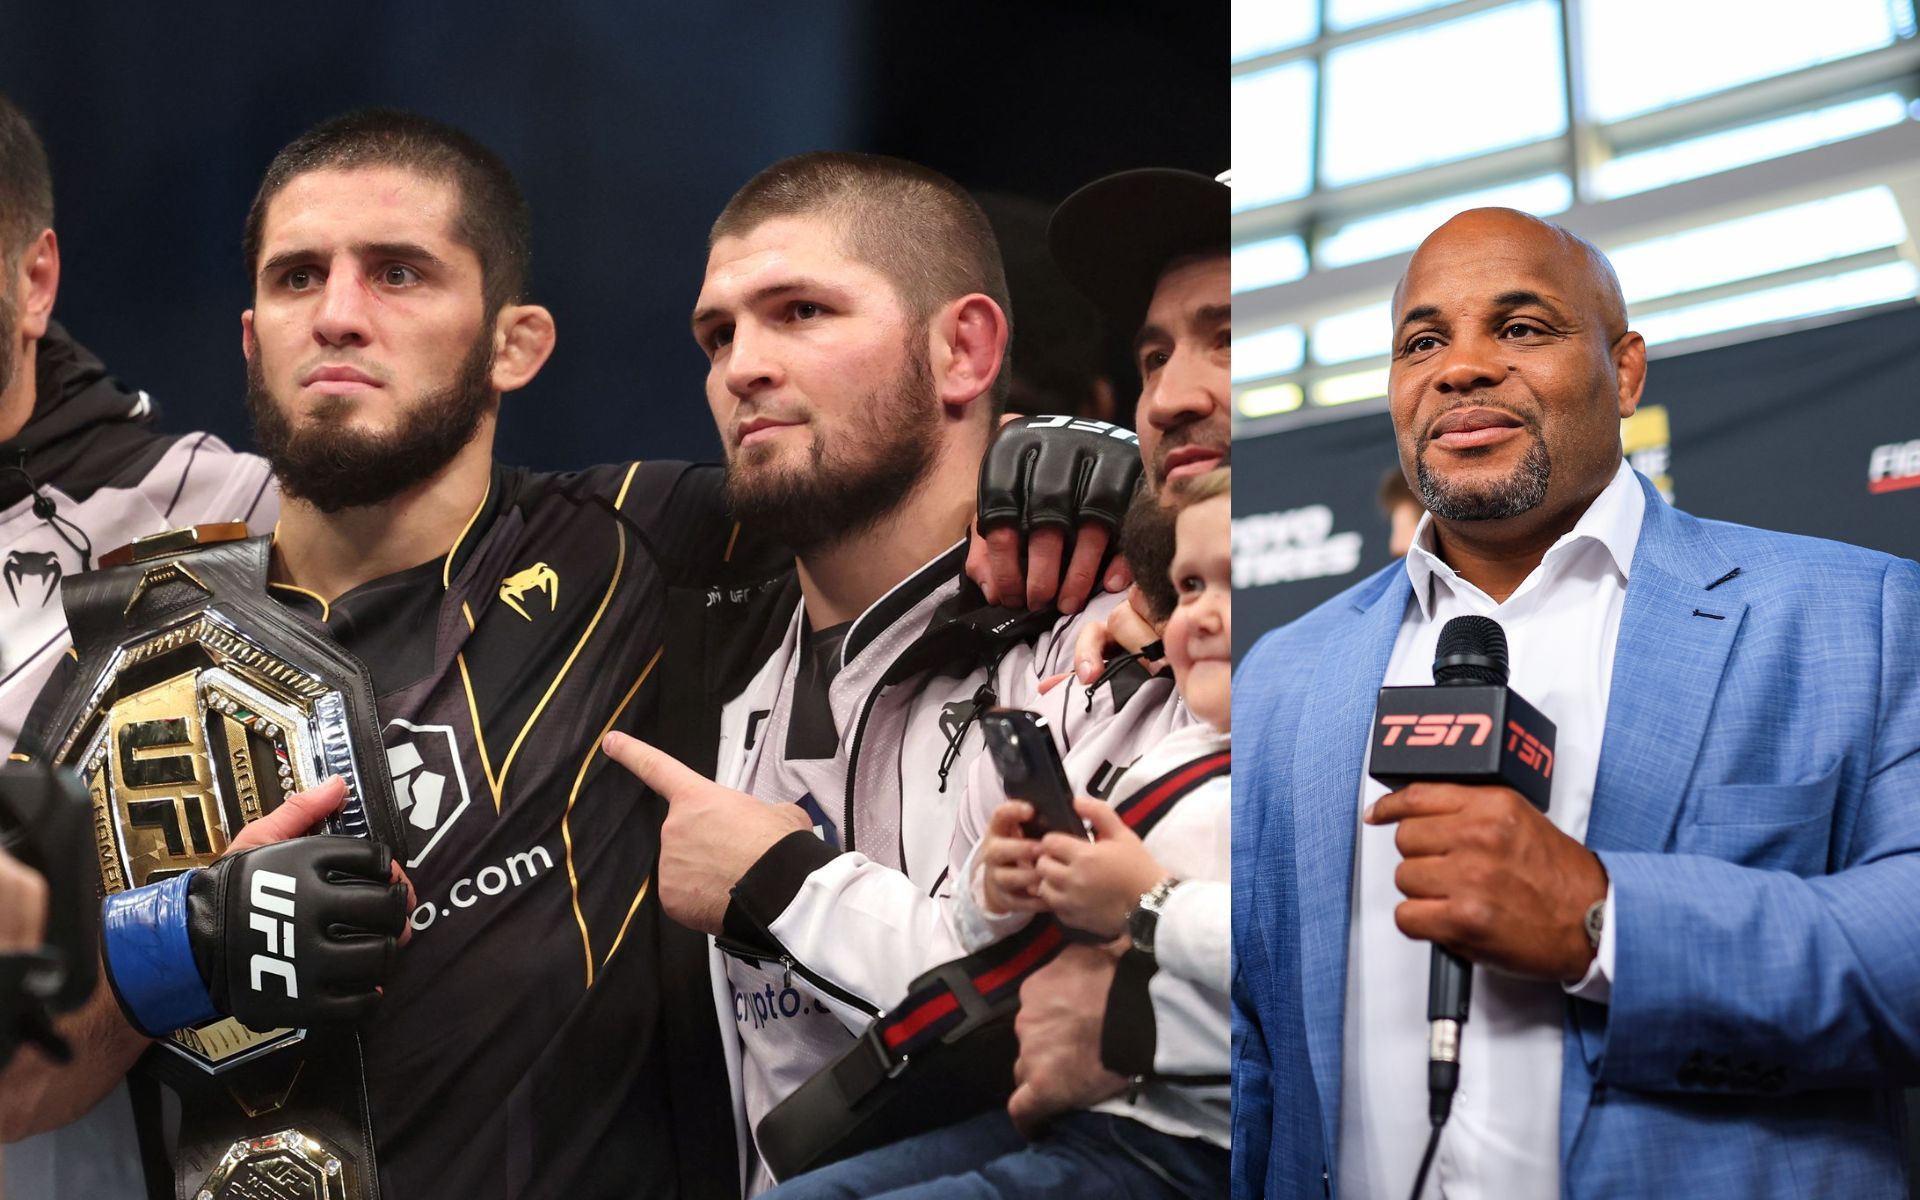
[979,708,1090,842]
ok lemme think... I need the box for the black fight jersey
[261,461,780,1199]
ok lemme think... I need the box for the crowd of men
[0,93,1232,1200]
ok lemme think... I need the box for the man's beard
[1415,431,1552,522]
[1120,483,1178,624]
[722,339,940,556]
[246,332,495,513]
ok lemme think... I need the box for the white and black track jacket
[0,324,276,754]
[2,326,276,1200]
[709,540,1187,1190]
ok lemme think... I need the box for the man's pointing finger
[602,731,710,801]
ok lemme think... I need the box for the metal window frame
[1232,0,1920,437]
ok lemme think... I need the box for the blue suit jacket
[1233,475,1920,1198]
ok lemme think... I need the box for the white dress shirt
[1338,461,1643,1200]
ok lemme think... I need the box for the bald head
[1384,205,1647,556]
[1395,208,1627,343]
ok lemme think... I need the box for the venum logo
[3,549,61,606]
[247,868,299,998]
[1378,713,1493,747]
[1868,439,1920,495]
[499,562,560,620]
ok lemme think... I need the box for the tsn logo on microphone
[1374,711,1555,780]
[1379,712,1493,748]
[248,869,300,998]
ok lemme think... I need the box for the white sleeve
[1154,881,1229,995]
[763,853,973,1031]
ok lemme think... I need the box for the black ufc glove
[101,836,407,1036]
[978,415,1142,534]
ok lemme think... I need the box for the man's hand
[227,777,416,938]
[1367,782,1608,982]
[1008,941,1128,1136]
[1072,585,1165,685]
[97,774,415,1040]
[969,414,1142,614]
[978,802,1047,916]
[1036,799,1166,939]
[601,732,811,935]
[968,524,1129,616]
[0,849,48,955]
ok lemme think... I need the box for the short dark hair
[0,93,54,270]
[242,109,531,313]
[711,151,1013,410]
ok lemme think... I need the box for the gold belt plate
[58,611,365,1072]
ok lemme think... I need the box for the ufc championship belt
[40,524,403,1200]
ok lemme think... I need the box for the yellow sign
[1622,406,1672,502]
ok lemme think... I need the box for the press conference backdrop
[1235,304,1920,654]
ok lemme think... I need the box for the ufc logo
[1022,415,1140,445]
[1506,721,1554,779]
[247,870,299,999]
[1379,713,1493,747]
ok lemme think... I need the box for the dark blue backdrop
[1,0,1225,467]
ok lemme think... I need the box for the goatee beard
[1416,433,1552,523]
[722,337,940,556]
[247,333,496,514]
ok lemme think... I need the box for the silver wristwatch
[1584,896,1606,951]
[1127,877,1182,958]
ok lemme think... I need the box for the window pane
[1238,381,1305,418]
[1607,188,1909,305]
[1317,174,1572,268]
[1328,0,1458,32]
[1233,235,1310,292]
[1321,1,1566,187]
[1234,0,1318,61]
[1311,301,1393,365]
[1582,0,1910,122]
[1592,95,1910,199]
[1234,61,1317,211]
[1634,262,1919,346]
[1312,368,1390,406]
[1235,325,1308,382]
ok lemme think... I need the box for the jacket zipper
[714,922,882,1019]
[841,684,885,855]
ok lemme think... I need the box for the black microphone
[1368,616,1557,1191]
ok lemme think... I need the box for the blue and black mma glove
[979,415,1143,536]
[100,836,408,1036]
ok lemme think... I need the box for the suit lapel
[1293,567,1412,1159]
[1586,481,1746,853]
